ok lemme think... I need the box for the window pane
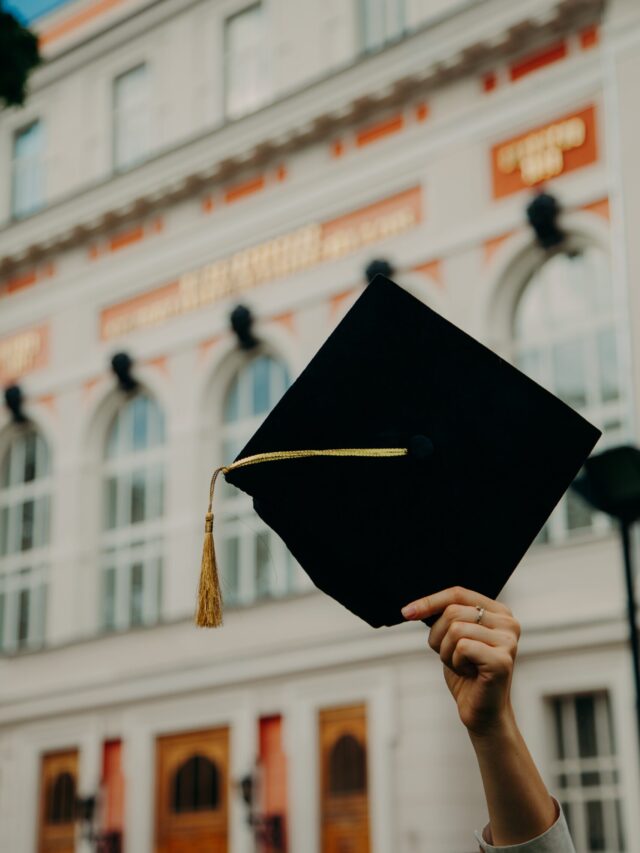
[130,562,144,626]
[131,470,146,524]
[132,397,150,451]
[586,800,606,851]
[103,567,116,630]
[17,587,30,646]
[597,328,620,403]
[23,432,37,482]
[255,531,270,598]
[105,478,118,529]
[565,487,593,532]
[552,339,588,408]
[114,65,149,170]
[0,507,9,557]
[13,120,44,217]
[576,695,598,758]
[224,377,240,423]
[252,356,272,415]
[20,500,35,551]
[226,4,270,118]
[224,537,240,604]
[552,699,566,760]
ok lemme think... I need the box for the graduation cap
[196,276,601,629]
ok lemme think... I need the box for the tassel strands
[195,467,226,627]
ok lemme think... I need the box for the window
[46,772,76,824]
[219,355,295,605]
[550,692,626,851]
[113,65,150,171]
[0,428,49,652]
[329,735,367,795]
[12,120,44,218]
[225,4,271,119]
[101,393,165,631]
[172,755,220,813]
[514,248,626,541]
[359,0,406,52]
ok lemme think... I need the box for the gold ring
[475,606,485,624]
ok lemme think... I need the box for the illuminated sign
[0,325,49,382]
[492,106,598,199]
[100,187,422,340]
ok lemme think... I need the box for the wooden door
[38,750,78,853]
[155,727,229,853]
[319,705,370,853]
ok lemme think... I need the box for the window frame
[547,691,626,851]
[358,0,407,54]
[223,2,272,121]
[0,426,50,653]
[112,63,152,173]
[511,242,629,545]
[99,392,166,633]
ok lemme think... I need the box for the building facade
[1,0,640,850]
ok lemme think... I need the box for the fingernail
[402,604,418,619]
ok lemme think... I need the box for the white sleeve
[474,799,576,853]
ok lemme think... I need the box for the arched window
[46,771,76,824]
[328,735,367,795]
[171,755,219,813]
[514,247,626,540]
[101,393,165,631]
[219,355,295,605]
[0,427,50,652]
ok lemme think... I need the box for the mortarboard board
[196,276,601,629]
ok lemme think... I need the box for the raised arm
[402,587,568,849]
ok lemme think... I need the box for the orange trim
[39,0,128,47]
[583,197,610,221]
[100,280,179,340]
[356,114,404,148]
[271,312,295,334]
[330,139,345,158]
[201,195,215,213]
[414,103,429,122]
[413,259,443,288]
[109,225,145,252]
[83,376,101,398]
[6,270,37,294]
[509,41,568,82]
[36,394,56,414]
[276,164,288,182]
[146,355,169,376]
[483,232,515,265]
[150,217,164,234]
[580,25,599,50]
[483,72,498,93]
[89,244,101,260]
[224,176,266,204]
[198,337,220,361]
[329,288,359,318]
[43,262,56,278]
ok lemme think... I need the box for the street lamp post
[572,445,640,750]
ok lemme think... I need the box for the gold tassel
[195,468,225,627]
[196,448,407,629]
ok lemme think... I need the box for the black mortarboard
[196,276,601,629]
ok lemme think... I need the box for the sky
[6,0,72,23]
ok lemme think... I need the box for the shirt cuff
[474,799,576,852]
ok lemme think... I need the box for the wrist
[467,703,518,747]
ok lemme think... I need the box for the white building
[1,0,640,851]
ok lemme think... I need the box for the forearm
[469,705,557,847]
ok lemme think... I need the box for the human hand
[402,587,520,737]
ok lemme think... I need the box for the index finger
[401,586,501,621]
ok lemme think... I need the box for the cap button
[409,434,434,460]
